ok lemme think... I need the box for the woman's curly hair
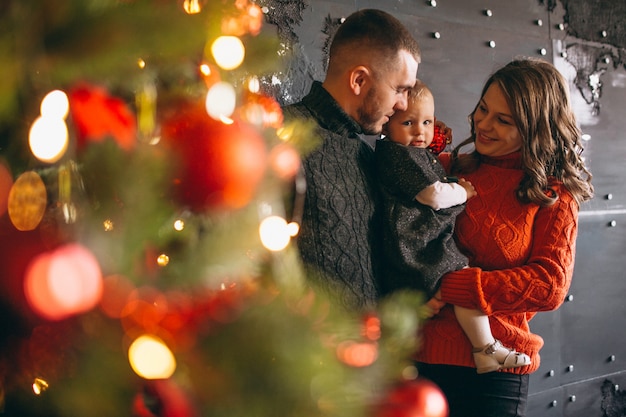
[450,57,593,206]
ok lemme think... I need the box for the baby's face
[384,92,435,148]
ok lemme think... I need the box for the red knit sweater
[417,151,579,374]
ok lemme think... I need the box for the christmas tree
[0,1,447,416]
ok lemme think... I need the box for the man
[283,9,420,311]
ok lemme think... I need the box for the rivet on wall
[488,40,496,48]
[566,294,574,302]
[601,30,608,37]
[484,9,493,17]
[558,23,565,30]
[547,369,555,377]
[561,51,568,58]
[432,31,441,39]
[569,395,577,402]
[615,385,620,392]
[567,364,574,372]
[539,48,547,56]
[551,400,558,407]
[608,220,617,227]
[429,0,437,7]
[604,57,611,64]
[606,193,613,200]
[608,354,617,362]
[536,19,543,26]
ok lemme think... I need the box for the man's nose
[395,94,408,111]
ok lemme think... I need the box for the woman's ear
[349,66,370,95]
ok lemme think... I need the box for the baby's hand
[458,178,477,199]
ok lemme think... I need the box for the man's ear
[349,66,370,95]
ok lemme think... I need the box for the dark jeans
[416,363,529,417]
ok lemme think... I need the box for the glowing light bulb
[103,219,114,231]
[199,63,212,76]
[205,82,236,120]
[29,116,69,163]
[128,335,176,379]
[259,216,291,251]
[157,254,169,267]
[287,222,300,237]
[211,36,245,70]
[40,90,69,120]
[183,0,202,14]
[247,76,260,93]
[32,378,49,395]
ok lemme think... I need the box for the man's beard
[356,87,384,135]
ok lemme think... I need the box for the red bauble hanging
[68,83,137,152]
[427,124,451,155]
[161,101,267,211]
[375,378,449,417]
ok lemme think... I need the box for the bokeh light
[183,0,202,14]
[259,216,291,251]
[29,115,69,163]
[211,36,245,70]
[336,341,378,367]
[7,171,47,231]
[32,377,49,395]
[205,82,236,120]
[128,335,176,379]
[157,253,169,267]
[40,90,69,120]
[173,219,185,231]
[24,243,103,320]
[0,162,13,217]
[269,144,301,180]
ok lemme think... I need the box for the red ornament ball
[161,101,267,211]
[427,124,451,155]
[68,83,137,152]
[376,378,449,417]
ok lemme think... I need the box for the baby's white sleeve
[415,181,467,210]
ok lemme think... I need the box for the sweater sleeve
[440,187,579,315]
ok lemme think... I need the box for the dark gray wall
[264,1,626,415]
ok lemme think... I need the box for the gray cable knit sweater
[282,81,381,311]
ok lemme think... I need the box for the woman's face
[472,83,523,157]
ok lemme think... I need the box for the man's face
[356,50,418,135]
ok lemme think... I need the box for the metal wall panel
[560,214,626,384]
[272,1,626,416]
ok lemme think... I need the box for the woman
[416,58,594,417]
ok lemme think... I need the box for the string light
[183,0,202,14]
[128,335,176,379]
[173,219,185,231]
[259,216,297,251]
[211,36,245,70]
[29,116,68,163]
[29,90,70,163]
[157,254,170,267]
[205,81,237,120]
[40,90,69,120]
[32,378,49,395]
